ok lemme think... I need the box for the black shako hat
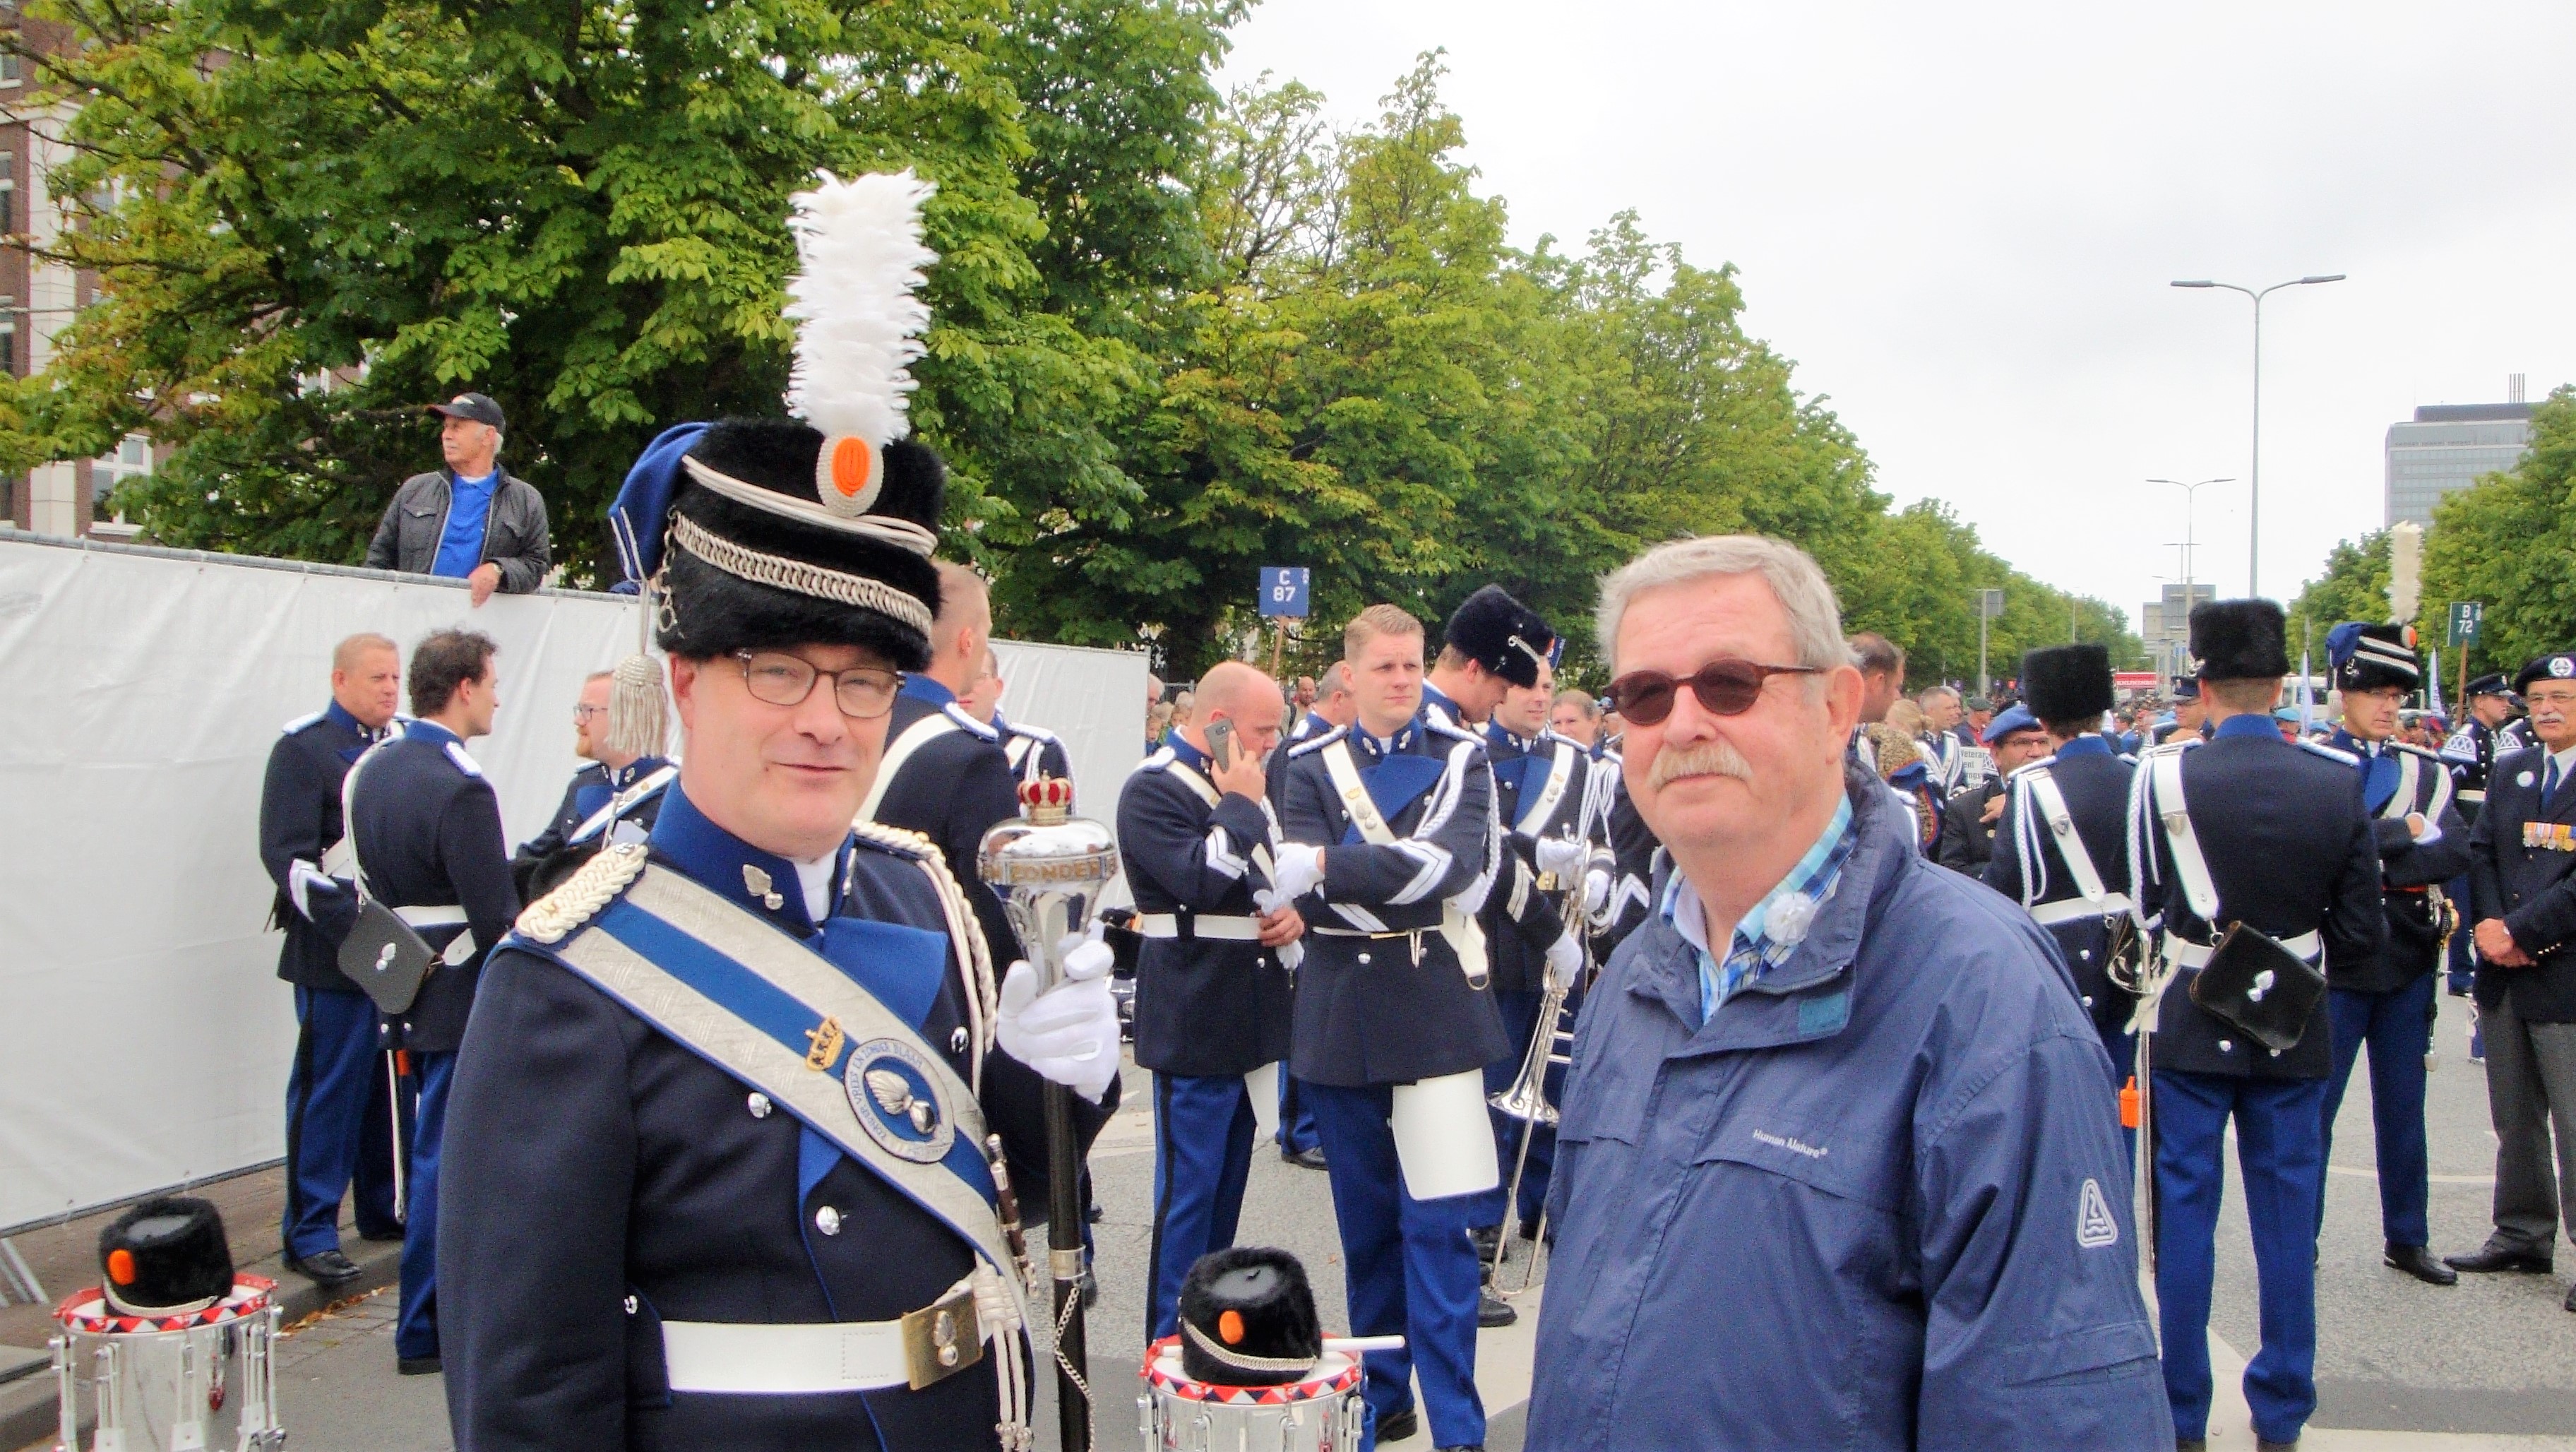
[1443,585,1558,689]
[2189,599,2290,682]
[2020,644,2113,724]
[2327,622,2419,694]
[607,172,950,672]
[2513,653,2576,696]
[98,1196,234,1316]
[1176,1246,1323,1386]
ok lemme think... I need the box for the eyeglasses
[734,650,901,719]
[2527,689,2576,709]
[572,704,605,721]
[1602,658,1823,726]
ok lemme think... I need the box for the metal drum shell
[1138,1335,1365,1452]
[50,1275,285,1452]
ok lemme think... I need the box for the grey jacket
[364,468,551,593]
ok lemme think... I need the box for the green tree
[2286,530,2393,650]
[2421,386,2576,679]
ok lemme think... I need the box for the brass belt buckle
[900,1284,983,1390]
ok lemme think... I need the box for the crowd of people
[237,172,2576,1452]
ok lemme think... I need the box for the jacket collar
[405,718,462,749]
[2053,734,2112,760]
[898,674,957,709]
[646,781,842,939]
[604,754,670,790]
[2212,713,2279,742]
[1631,762,1910,1054]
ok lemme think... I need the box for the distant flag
[2426,647,2447,718]
[2296,646,2315,731]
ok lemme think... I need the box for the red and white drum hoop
[1141,1335,1362,1405]
[54,1273,278,1335]
[1138,1335,1367,1452]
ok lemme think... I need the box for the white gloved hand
[1544,932,1582,983]
[1268,843,1325,904]
[996,929,1121,1103]
[286,859,349,920]
[1582,867,1611,916]
[1534,836,1590,879]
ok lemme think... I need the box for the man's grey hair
[1318,660,1353,697]
[1597,535,1852,675]
[1918,685,1960,706]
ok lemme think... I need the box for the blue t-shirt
[431,471,498,579]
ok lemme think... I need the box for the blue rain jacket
[1527,767,2171,1450]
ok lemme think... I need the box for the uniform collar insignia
[647,783,833,935]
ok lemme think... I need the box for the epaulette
[2389,742,2446,766]
[1128,746,1177,777]
[2298,739,2360,766]
[1592,744,1623,766]
[1006,718,1061,744]
[1287,725,1347,759]
[941,703,1000,743]
[2140,737,2198,758]
[280,709,326,734]
[850,819,936,862]
[443,742,485,778]
[1425,715,1482,745]
[515,841,650,944]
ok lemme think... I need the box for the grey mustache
[1648,739,1753,788]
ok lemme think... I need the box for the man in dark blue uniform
[1473,660,1593,1287]
[259,631,405,1290]
[971,648,1075,790]
[2450,650,2576,1313]
[1986,645,2140,1082]
[2129,600,2386,1451]
[1117,660,1301,1342]
[347,628,520,1373]
[510,665,674,898]
[2443,673,2522,1013]
[2313,623,2469,1287]
[2152,677,2207,746]
[1270,593,1545,1452]
[439,181,1123,1446]
[1936,701,2047,877]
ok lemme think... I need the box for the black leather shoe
[2443,1242,2553,1275]
[2256,1439,2300,1451]
[1373,1406,1418,1443]
[1469,1225,1502,1264]
[2385,1243,2458,1285]
[2176,1441,2207,1451]
[1477,1290,1517,1328]
[356,1227,406,1244]
[1435,1446,1485,1451]
[397,1355,443,1376]
[2564,1280,2575,1314]
[286,1248,364,1287]
[1282,1145,1328,1171]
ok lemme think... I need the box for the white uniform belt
[1135,912,1261,941]
[2169,929,2320,969]
[2459,789,2487,803]
[1311,925,1422,939]
[2030,894,2132,927]
[393,905,468,929]
[661,1278,980,1395]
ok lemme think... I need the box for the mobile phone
[1205,718,1235,771]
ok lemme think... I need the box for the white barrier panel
[0,535,1144,1230]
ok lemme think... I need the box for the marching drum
[1138,1335,1366,1452]
[49,1274,285,1452]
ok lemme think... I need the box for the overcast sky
[1218,1,2576,639]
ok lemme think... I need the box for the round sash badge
[845,1038,955,1164]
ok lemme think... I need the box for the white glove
[1544,932,1582,983]
[1582,867,1611,916]
[287,859,349,920]
[996,929,1121,1103]
[1268,843,1325,904]
[1534,836,1590,879]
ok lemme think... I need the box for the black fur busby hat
[98,1196,233,1316]
[2327,622,2419,694]
[608,173,949,672]
[2189,599,2290,683]
[1443,585,1558,689]
[1176,1246,1323,1386]
[2020,644,2113,725]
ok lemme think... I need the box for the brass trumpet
[1488,868,1586,1296]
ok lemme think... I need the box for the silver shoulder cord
[851,820,998,1096]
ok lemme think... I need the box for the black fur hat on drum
[2020,643,2114,725]
[607,172,950,672]
[98,1196,234,1316]
[1176,1246,1323,1386]
[2188,599,2291,683]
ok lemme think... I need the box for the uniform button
[624,1295,638,1315]
[815,1206,842,1237]
[2079,950,2093,962]
[747,1093,773,1119]
[951,1027,970,1054]
[2081,994,2095,1008]
[1357,952,1371,965]
[2218,1039,2234,1053]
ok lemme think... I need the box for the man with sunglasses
[1527,535,2165,1451]
[438,180,1119,1449]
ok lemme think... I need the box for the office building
[2385,376,2536,528]
[2140,582,2216,691]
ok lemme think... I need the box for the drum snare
[50,1273,285,1451]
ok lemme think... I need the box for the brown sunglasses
[1604,659,1823,725]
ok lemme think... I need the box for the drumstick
[1321,1335,1407,1355]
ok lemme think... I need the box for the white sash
[1319,739,1487,984]
[860,710,961,823]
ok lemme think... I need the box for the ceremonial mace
[979,776,1116,1452]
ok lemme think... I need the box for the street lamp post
[2169,275,2345,596]
[2148,475,2234,612]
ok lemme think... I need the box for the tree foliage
[2419,386,2576,679]
[7,15,2135,686]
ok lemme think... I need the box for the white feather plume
[783,170,938,446]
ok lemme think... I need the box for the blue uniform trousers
[398,1049,455,1360]
[281,987,402,1258]
[1278,1072,1321,1156]
[2316,977,2435,1247]
[1147,1073,1260,1341]
[2445,873,2475,995]
[1304,1082,1484,1452]
[1481,988,1560,1231]
[2154,1069,2327,1445]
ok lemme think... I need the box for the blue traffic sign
[1260,566,1310,619]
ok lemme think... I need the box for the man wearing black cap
[1987,644,2142,1081]
[2316,623,2469,1287]
[2153,677,2207,746]
[437,173,1119,1449]
[2451,650,2576,1311]
[364,392,551,607]
[2130,599,2386,1451]
[1933,701,2046,876]
[2443,673,2527,1020]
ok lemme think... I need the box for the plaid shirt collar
[1663,795,1858,1025]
